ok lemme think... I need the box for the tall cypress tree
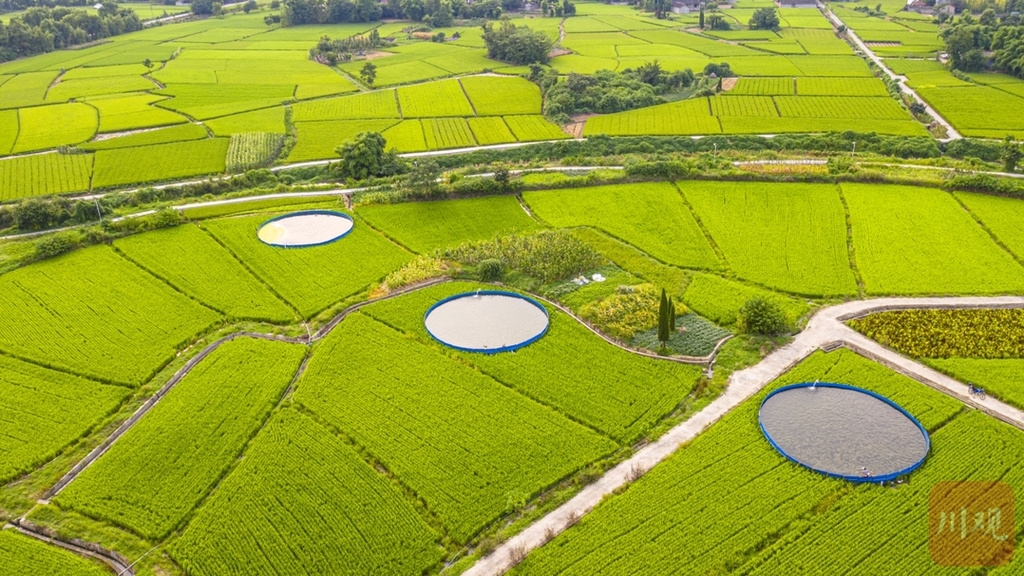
[658,288,670,347]
[699,4,705,29]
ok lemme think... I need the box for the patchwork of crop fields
[5,1,1024,573]
[0,0,976,194]
[57,337,306,540]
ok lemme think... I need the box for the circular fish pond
[758,383,929,482]
[257,210,353,248]
[424,291,549,354]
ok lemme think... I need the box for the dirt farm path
[462,295,1024,576]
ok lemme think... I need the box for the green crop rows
[225,132,284,173]
[679,181,858,296]
[295,311,617,541]
[57,337,305,539]
[0,354,130,484]
[850,309,1024,358]
[170,409,444,576]
[0,530,111,575]
[524,183,723,270]
[511,349,1009,576]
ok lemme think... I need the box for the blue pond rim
[423,290,550,354]
[256,210,354,248]
[758,382,930,484]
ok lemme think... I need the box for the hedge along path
[463,295,1024,576]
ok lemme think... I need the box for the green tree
[698,4,704,29]
[482,18,553,65]
[431,0,452,26]
[739,297,787,335]
[1003,136,1022,173]
[191,0,215,15]
[749,7,780,30]
[334,132,390,180]
[400,0,425,19]
[360,61,376,85]
[243,0,258,12]
[657,288,670,348]
[405,159,442,196]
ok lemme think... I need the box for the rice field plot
[849,309,1024,359]
[0,530,111,576]
[584,98,722,136]
[362,281,704,444]
[57,338,304,540]
[726,55,803,77]
[114,225,296,322]
[0,354,130,484]
[154,84,295,120]
[292,89,400,122]
[204,107,287,135]
[504,115,570,141]
[170,409,443,576]
[357,195,539,253]
[397,79,475,117]
[549,54,620,74]
[729,77,795,95]
[843,183,1024,295]
[0,246,221,385]
[914,85,1024,137]
[0,109,16,154]
[956,192,1024,261]
[290,119,399,161]
[710,95,779,117]
[422,118,476,149]
[679,181,858,296]
[572,227,688,294]
[884,58,944,74]
[81,123,209,151]
[86,93,188,133]
[523,183,723,270]
[774,95,910,119]
[92,138,229,189]
[467,117,517,145]
[12,103,97,154]
[512,350,981,576]
[45,75,156,102]
[460,75,542,115]
[294,312,617,542]
[203,213,412,318]
[797,77,889,96]
[423,48,498,76]
[360,59,450,86]
[383,120,428,152]
[786,55,874,77]
[927,358,1024,412]
[718,115,927,136]
[226,132,284,172]
[0,70,59,109]
[0,152,93,200]
[683,273,810,326]
[628,28,761,57]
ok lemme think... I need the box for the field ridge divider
[835,183,866,297]
[289,400,455,545]
[670,181,730,271]
[948,191,1024,272]
[457,78,479,117]
[196,223,305,319]
[109,243,228,317]
[167,342,312,541]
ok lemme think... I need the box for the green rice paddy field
[1,178,1024,574]
[3,0,1024,573]
[3,0,1012,195]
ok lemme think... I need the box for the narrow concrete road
[820,4,962,141]
[463,295,1024,576]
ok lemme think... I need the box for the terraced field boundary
[463,296,1024,576]
[5,522,134,575]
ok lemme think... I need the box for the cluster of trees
[281,0,382,24]
[309,28,388,65]
[1,0,98,9]
[482,18,552,65]
[397,0,507,21]
[942,10,1024,77]
[538,61,729,122]
[749,7,779,30]
[537,0,575,17]
[0,2,141,61]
